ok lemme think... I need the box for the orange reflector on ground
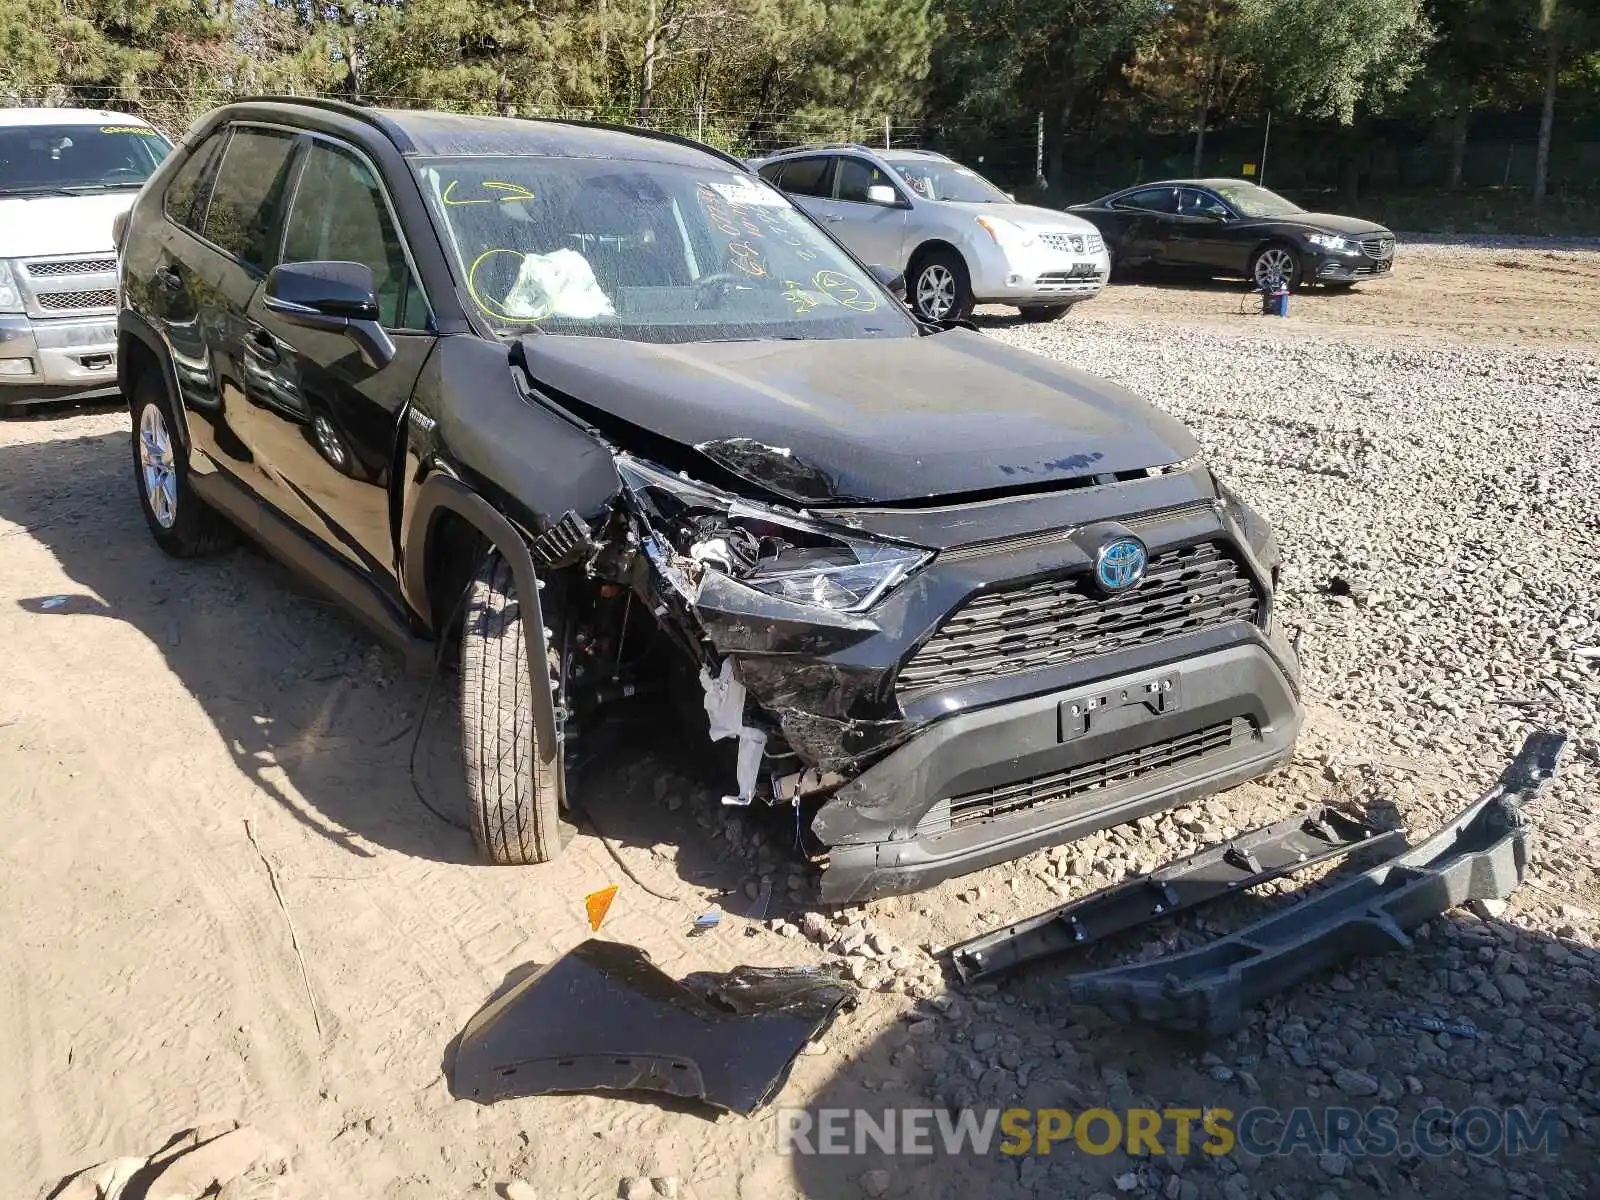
[584,885,618,931]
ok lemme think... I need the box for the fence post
[1035,112,1044,184]
[884,115,891,149]
[1504,143,1515,187]
[696,104,704,143]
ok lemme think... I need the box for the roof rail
[759,141,873,158]
[233,95,416,152]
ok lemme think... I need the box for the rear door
[243,135,435,594]
[760,156,835,225]
[1109,187,1181,265]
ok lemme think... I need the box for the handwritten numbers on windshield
[444,179,537,207]
[782,280,821,315]
[812,270,879,312]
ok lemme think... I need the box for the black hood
[1277,212,1390,236]
[516,328,1198,505]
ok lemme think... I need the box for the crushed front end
[606,452,1303,904]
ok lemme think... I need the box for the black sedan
[1069,179,1395,291]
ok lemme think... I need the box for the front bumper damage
[1049,730,1568,1035]
[616,457,1303,902]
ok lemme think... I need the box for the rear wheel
[129,371,235,557]
[459,552,566,865]
[1017,303,1073,323]
[909,249,973,323]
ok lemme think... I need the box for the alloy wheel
[312,413,349,470]
[1254,247,1296,289]
[916,264,956,321]
[138,402,178,529]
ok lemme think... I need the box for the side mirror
[1004,192,1016,202]
[111,210,130,252]
[265,261,395,370]
[865,183,899,207]
[868,264,906,301]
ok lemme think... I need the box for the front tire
[909,249,973,323]
[1250,242,1303,292]
[129,371,235,557]
[459,552,565,865]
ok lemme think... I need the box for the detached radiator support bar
[949,807,1401,984]
[1060,729,1569,1036]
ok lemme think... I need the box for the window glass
[888,159,1007,203]
[203,128,298,271]
[1114,187,1178,214]
[776,157,831,198]
[164,131,227,231]
[1179,188,1231,218]
[0,123,170,195]
[283,142,427,329]
[834,157,897,203]
[1209,182,1305,218]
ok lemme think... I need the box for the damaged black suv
[116,99,1303,901]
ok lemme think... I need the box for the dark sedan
[1070,179,1395,291]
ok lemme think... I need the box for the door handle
[825,215,844,223]
[155,265,183,291]
[245,330,280,365]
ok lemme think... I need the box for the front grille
[27,258,117,277]
[896,541,1260,697]
[1033,268,1104,292]
[947,718,1252,829]
[1359,235,1394,260]
[1040,231,1105,254]
[35,289,116,312]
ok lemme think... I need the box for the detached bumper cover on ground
[449,940,857,1116]
[1057,729,1569,1035]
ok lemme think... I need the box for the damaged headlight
[618,457,930,613]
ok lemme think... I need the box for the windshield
[417,156,917,342]
[889,159,1008,203]
[0,123,171,194]
[1209,182,1305,219]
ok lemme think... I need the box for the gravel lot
[3,244,1597,1199]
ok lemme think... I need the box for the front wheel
[909,250,973,323]
[1017,303,1074,323]
[459,553,566,865]
[1250,243,1303,292]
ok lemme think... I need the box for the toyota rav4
[116,99,1303,902]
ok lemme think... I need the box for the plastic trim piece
[948,807,1401,983]
[1059,729,1569,1035]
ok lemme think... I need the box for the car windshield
[0,123,171,194]
[416,156,917,342]
[889,159,1009,203]
[1209,182,1305,218]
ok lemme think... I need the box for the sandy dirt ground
[1061,241,1600,352]
[3,243,1597,1200]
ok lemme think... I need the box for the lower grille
[1359,235,1394,260]
[897,541,1261,697]
[948,718,1252,829]
[27,258,117,277]
[36,289,116,312]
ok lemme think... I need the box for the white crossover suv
[751,144,1110,323]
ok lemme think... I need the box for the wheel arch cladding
[404,473,563,766]
[117,313,191,452]
[908,237,965,274]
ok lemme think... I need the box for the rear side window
[1114,187,1178,214]
[164,130,227,231]
[203,127,299,272]
[775,156,832,198]
[835,157,897,203]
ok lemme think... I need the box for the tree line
[1,0,1596,203]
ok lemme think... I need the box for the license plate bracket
[1059,673,1181,741]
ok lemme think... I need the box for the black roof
[221,97,745,170]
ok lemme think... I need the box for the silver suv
[751,144,1109,324]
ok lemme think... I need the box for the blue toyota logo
[1095,537,1147,592]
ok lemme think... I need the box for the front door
[242,137,435,597]
[824,156,910,268]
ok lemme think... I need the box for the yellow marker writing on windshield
[444,179,537,206]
